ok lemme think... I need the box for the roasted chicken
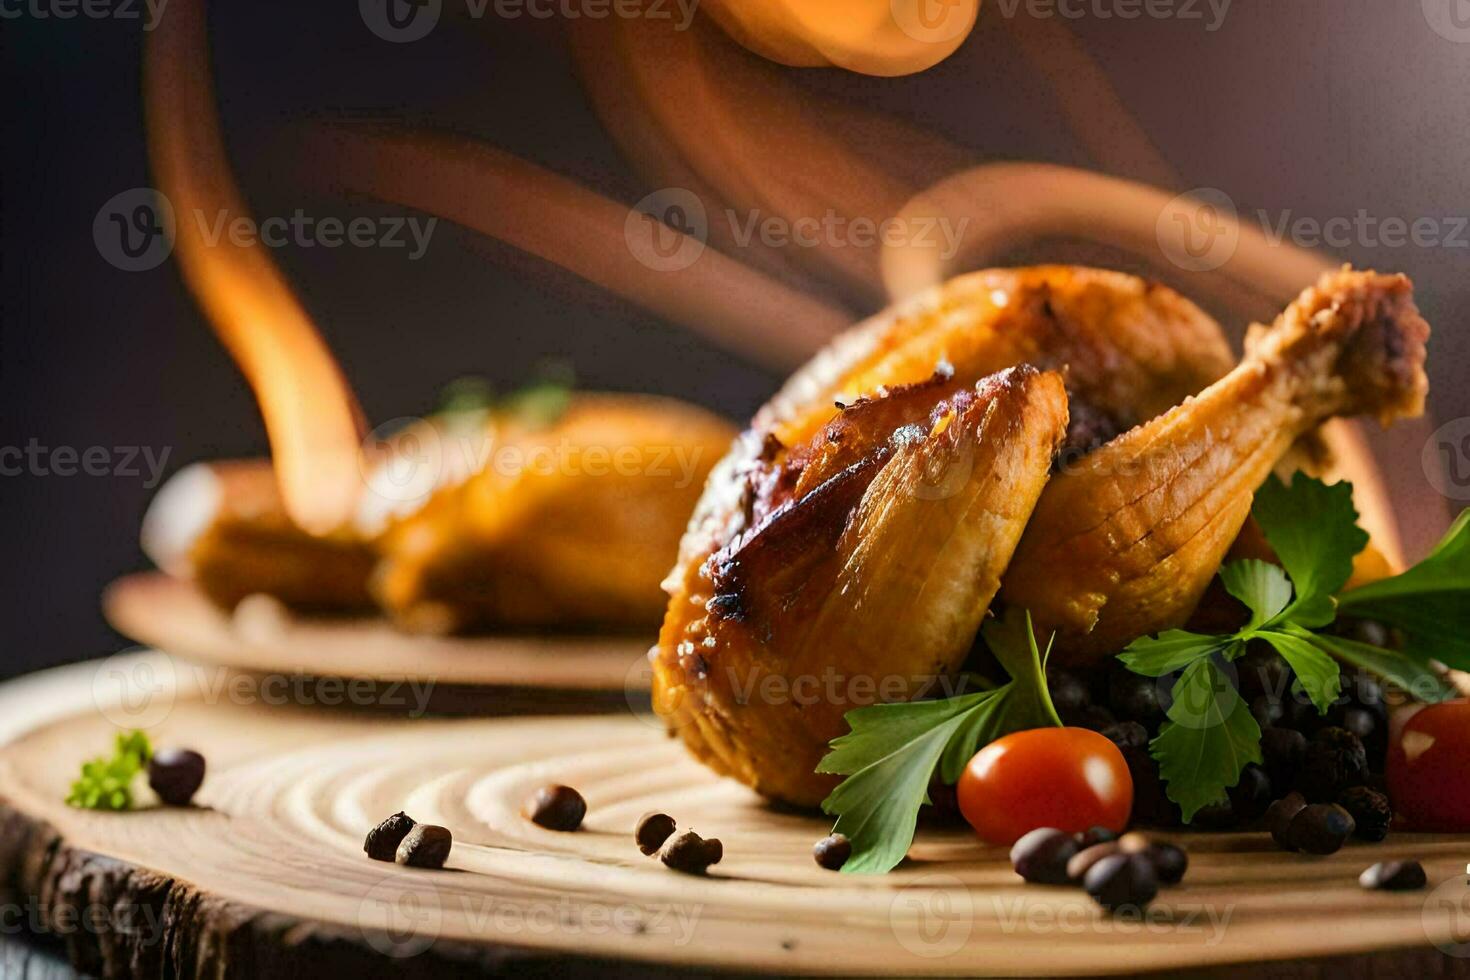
[652,265,1430,806]
[655,266,1245,805]
[142,393,736,632]
[1002,268,1430,662]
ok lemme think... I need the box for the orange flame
[144,0,364,535]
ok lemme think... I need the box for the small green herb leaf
[1219,559,1293,629]
[1307,632,1457,703]
[1119,630,1227,677]
[817,609,1060,874]
[66,731,152,811]
[1251,474,1368,611]
[1149,657,1262,822]
[1337,510,1470,670]
[1256,629,1341,714]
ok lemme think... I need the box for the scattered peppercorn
[396,824,453,869]
[1298,727,1368,802]
[813,833,852,871]
[1227,764,1273,821]
[636,812,676,855]
[1189,799,1238,831]
[1066,841,1120,882]
[1147,842,1189,884]
[1047,669,1091,716]
[1266,792,1307,850]
[1285,803,1356,855]
[1009,828,1080,885]
[1337,786,1393,842]
[1083,853,1159,912]
[1359,860,1427,892]
[1250,695,1284,729]
[364,811,417,862]
[661,830,723,875]
[1259,727,1306,792]
[1107,670,1165,725]
[523,784,586,831]
[1076,826,1119,848]
[147,748,206,806]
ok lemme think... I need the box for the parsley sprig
[66,731,152,811]
[815,609,1061,874]
[1121,475,1461,822]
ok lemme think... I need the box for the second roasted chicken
[653,266,1430,806]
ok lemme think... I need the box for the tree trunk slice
[103,574,654,692]
[3,655,1468,978]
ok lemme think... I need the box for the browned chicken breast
[652,266,1241,805]
[1002,268,1430,662]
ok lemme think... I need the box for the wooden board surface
[4,654,1470,977]
[103,573,655,692]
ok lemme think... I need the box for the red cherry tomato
[1388,700,1470,831]
[957,727,1133,846]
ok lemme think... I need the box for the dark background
[3,0,1469,680]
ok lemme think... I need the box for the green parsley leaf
[1255,628,1341,714]
[66,731,152,811]
[1251,474,1368,620]
[817,609,1060,874]
[1219,559,1293,629]
[1336,509,1470,670]
[1150,657,1262,822]
[1119,630,1227,677]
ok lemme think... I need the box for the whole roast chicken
[652,266,1430,806]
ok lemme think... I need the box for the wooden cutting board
[3,653,1469,978]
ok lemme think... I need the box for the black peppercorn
[1298,727,1368,802]
[1227,763,1273,821]
[661,830,723,875]
[147,748,206,806]
[1146,842,1189,885]
[1107,669,1166,724]
[1285,803,1355,855]
[1076,826,1119,848]
[523,784,587,831]
[1061,704,1117,732]
[1259,727,1306,791]
[1265,792,1307,850]
[1236,646,1289,702]
[1047,668,1091,715]
[1359,860,1427,891]
[813,833,852,871]
[1100,721,1148,753]
[396,824,453,869]
[1009,828,1079,885]
[1337,786,1393,842]
[1066,841,1120,882]
[364,811,417,862]
[636,812,676,855]
[1189,798,1238,831]
[1083,853,1159,912]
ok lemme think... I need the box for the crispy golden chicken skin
[1002,268,1430,663]
[652,266,1239,805]
[370,394,735,633]
[654,366,1069,805]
